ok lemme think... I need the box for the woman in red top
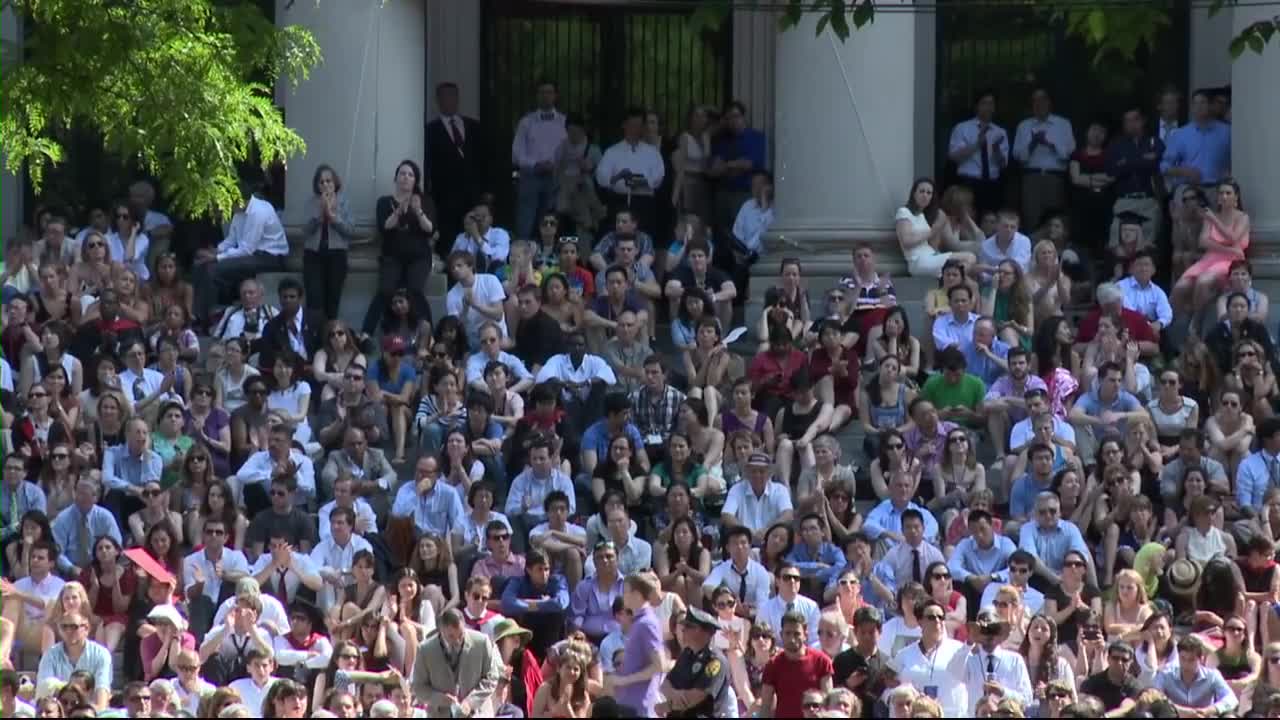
[143,521,185,598]
[1068,118,1114,253]
[80,534,136,654]
[809,320,859,431]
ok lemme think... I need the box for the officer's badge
[692,662,703,675]
[705,659,721,676]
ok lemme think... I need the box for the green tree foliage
[692,0,1277,61]
[0,0,321,219]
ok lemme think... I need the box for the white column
[1,4,23,242]
[275,0,426,227]
[1231,8,1280,276]
[770,0,924,271]
[1189,4,1233,93]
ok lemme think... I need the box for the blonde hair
[1114,569,1150,606]
[48,581,94,629]
[909,696,943,718]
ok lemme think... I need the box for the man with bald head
[321,426,396,504]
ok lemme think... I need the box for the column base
[760,224,907,277]
[1246,225,1280,280]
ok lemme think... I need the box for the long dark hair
[905,177,939,224]
[678,287,713,326]
[390,567,426,624]
[1033,315,1072,375]
[761,522,794,572]
[393,159,423,195]
[877,428,908,470]
[145,520,184,585]
[665,515,701,570]
[382,287,423,335]
[200,478,239,536]
[1018,613,1062,688]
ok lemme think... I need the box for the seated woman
[928,427,986,530]
[67,231,118,309]
[1206,389,1255,478]
[1033,211,1091,302]
[936,185,984,252]
[142,252,195,327]
[1173,179,1251,312]
[715,377,775,453]
[32,262,79,328]
[869,428,922,501]
[1176,494,1238,564]
[1148,368,1199,460]
[18,320,83,398]
[1222,337,1279,420]
[755,258,810,352]
[1207,293,1278,379]
[772,371,832,495]
[647,432,717,509]
[672,287,715,353]
[312,320,367,405]
[1216,259,1269,325]
[895,178,976,278]
[683,317,740,423]
[857,355,914,461]
[1026,239,1072,322]
[1174,337,1220,414]
[863,307,921,381]
[980,260,1034,349]
[149,304,200,364]
[1103,568,1153,643]
[654,515,711,611]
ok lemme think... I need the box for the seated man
[506,435,576,552]
[702,525,771,616]
[37,611,113,709]
[0,540,64,657]
[931,284,978,353]
[786,512,845,587]
[1008,443,1059,525]
[631,354,686,458]
[390,455,465,539]
[874,508,945,597]
[664,241,736,332]
[451,202,511,273]
[535,330,617,420]
[580,393,650,477]
[1076,282,1161,357]
[1153,635,1238,716]
[984,350,1048,459]
[193,184,289,326]
[584,265,650,350]
[961,317,1010,388]
[251,529,323,611]
[101,416,163,525]
[465,321,534,394]
[512,283,565,377]
[233,423,317,515]
[1069,361,1146,442]
[196,593,272,678]
[212,278,279,343]
[319,474,379,543]
[308,507,373,613]
[602,310,652,394]
[585,505,652,578]
[315,363,388,455]
[1116,251,1173,341]
[319,426,395,517]
[1018,491,1096,589]
[571,539,625,644]
[903,399,958,498]
[445,250,508,349]
[528,490,587,589]
[759,562,822,647]
[721,452,793,545]
[244,475,317,562]
[500,548,569,658]
[211,577,292,639]
[252,277,324,375]
[863,472,941,548]
[460,575,505,637]
[471,520,527,599]
[920,347,986,430]
[590,208,655,273]
[948,509,1016,607]
[184,517,250,638]
[978,549,1045,614]
[51,475,123,576]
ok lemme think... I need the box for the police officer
[659,607,733,718]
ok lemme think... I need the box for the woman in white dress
[896,178,976,278]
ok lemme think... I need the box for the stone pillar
[275,0,426,227]
[1231,8,1280,277]
[1190,3,1233,92]
[769,0,926,273]
[2,5,23,241]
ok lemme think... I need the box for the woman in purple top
[610,573,667,715]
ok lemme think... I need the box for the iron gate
[479,0,733,226]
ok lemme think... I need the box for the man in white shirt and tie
[1157,87,1181,143]
[596,107,665,239]
[959,607,1033,715]
[192,182,289,326]
[759,563,821,647]
[511,80,567,241]
[1012,88,1075,230]
[702,526,771,617]
[948,89,1009,216]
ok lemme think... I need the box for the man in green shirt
[920,347,986,429]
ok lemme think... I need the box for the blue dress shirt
[863,500,939,545]
[1018,519,1091,573]
[501,573,570,616]
[947,534,1016,582]
[390,481,466,537]
[786,541,846,583]
[1117,276,1173,328]
[51,504,122,573]
[102,446,163,493]
[1153,664,1237,715]
[1236,450,1280,509]
[1160,121,1231,189]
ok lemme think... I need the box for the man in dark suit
[253,276,325,376]
[427,81,484,261]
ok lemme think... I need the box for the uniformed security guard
[659,607,733,718]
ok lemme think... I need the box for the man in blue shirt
[709,100,767,244]
[102,417,163,526]
[948,510,1015,606]
[580,392,650,475]
[1154,635,1238,716]
[1069,361,1145,439]
[500,548,570,658]
[1116,250,1173,339]
[787,513,844,587]
[1236,416,1280,511]
[962,318,1010,388]
[1008,443,1057,523]
[1161,89,1231,211]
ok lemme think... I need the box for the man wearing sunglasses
[1079,640,1140,715]
[183,517,250,639]
[171,648,215,715]
[978,550,1045,615]
[36,611,112,709]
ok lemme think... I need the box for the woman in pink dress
[1173,179,1251,312]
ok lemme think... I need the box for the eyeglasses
[541,219,559,227]
[885,442,904,450]
[51,453,70,460]
[86,241,105,248]
[715,600,737,608]
[803,701,823,710]
[142,488,162,498]
[28,391,47,399]
[838,578,860,586]
[470,593,490,602]
[1063,560,1086,568]
[781,574,802,582]
[193,387,213,397]
[930,573,951,581]
[1047,691,1070,700]
[189,456,208,464]
[921,613,946,621]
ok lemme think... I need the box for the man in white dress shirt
[948,89,1009,216]
[233,423,316,513]
[227,647,280,713]
[251,529,324,611]
[958,607,1033,715]
[760,563,821,647]
[702,526,771,616]
[875,509,945,597]
[1012,88,1076,229]
[892,598,969,716]
[978,209,1033,276]
[512,80,567,241]
[193,184,289,326]
[535,331,617,419]
[1,541,64,654]
[212,278,279,342]
[309,507,373,613]
[183,517,251,638]
[596,107,665,238]
[720,452,794,545]
[451,202,512,273]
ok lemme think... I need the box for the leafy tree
[692,0,1277,60]
[0,0,321,220]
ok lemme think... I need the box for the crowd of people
[0,71,1275,720]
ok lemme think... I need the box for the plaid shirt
[630,384,686,443]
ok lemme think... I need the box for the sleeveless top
[780,400,823,439]
[721,410,766,442]
[869,383,908,430]
[1216,647,1253,681]
[1185,526,1228,564]
[33,290,73,324]
[1147,397,1198,441]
